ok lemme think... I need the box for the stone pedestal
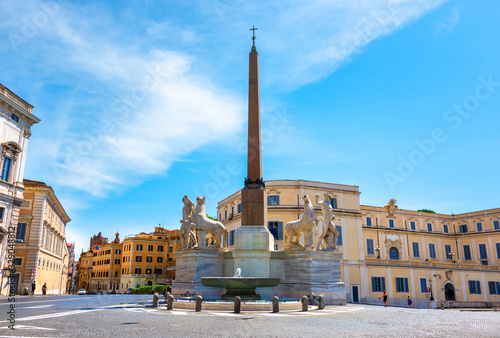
[232,225,273,278]
[277,250,346,305]
[172,250,226,298]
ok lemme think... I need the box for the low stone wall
[429,301,500,309]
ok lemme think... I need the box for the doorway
[9,274,19,295]
[351,285,360,303]
[444,283,455,301]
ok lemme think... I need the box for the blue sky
[0,0,498,259]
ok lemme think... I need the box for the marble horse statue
[284,194,318,248]
[190,196,228,249]
[180,195,198,250]
[316,200,340,251]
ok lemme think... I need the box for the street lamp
[428,278,434,301]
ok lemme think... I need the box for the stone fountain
[172,29,346,305]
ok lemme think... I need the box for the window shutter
[277,195,280,205]
[278,222,283,240]
[381,277,386,292]
[372,277,376,292]
[489,281,495,295]
[469,281,473,293]
[404,278,409,292]
[267,196,271,205]
[496,282,500,295]
[476,281,481,294]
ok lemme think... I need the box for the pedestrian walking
[379,291,388,306]
[42,283,47,295]
[31,281,36,295]
[407,296,413,308]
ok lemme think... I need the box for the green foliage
[418,209,436,214]
[206,214,217,220]
[131,285,166,294]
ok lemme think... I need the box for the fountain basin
[201,277,280,300]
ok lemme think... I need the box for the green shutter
[381,277,386,292]
[372,277,376,292]
[404,278,409,292]
[476,281,481,294]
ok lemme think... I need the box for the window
[115,249,121,254]
[136,244,143,251]
[389,247,399,260]
[443,224,449,234]
[229,230,235,246]
[169,246,173,253]
[478,244,488,264]
[231,207,234,217]
[336,225,342,246]
[1,157,12,181]
[0,207,4,221]
[237,203,242,213]
[13,258,22,265]
[146,256,152,263]
[268,221,283,240]
[15,223,27,242]
[366,239,374,255]
[136,255,142,262]
[267,195,280,206]
[225,210,227,219]
[494,220,499,230]
[114,271,119,277]
[158,245,163,252]
[389,219,394,228]
[459,224,468,233]
[463,245,472,260]
[114,259,120,264]
[477,223,482,232]
[148,245,153,252]
[429,244,436,259]
[469,280,481,294]
[488,281,500,295]
[445,245,452,260]
[10,113,19,123]
[396,277,409,292]
[371,277,386,292]
[426,223,432,232]
[410,221,416,230]
[366,217,372,226]
[146,267,152,275]
[135,267,141,274]
[420,278,427,293]
[330,198,338,209]
[497,243,500,259]
[219,213,221,221]
[412,242,420,258]
[157,256,163,263]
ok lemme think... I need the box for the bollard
[152,292,159,308]
[301,296,308,311]
[167,294,174,310]
[234,296,241,313]
[318,294,325,310]
[195,295,203,312]
[272,296,279,313]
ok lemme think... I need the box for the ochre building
[218,179,500,308]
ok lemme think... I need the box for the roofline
[23,179,71,222]
[0,83,40,124]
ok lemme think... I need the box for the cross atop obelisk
[241,26,266,227]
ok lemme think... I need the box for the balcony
[365,258,499,271]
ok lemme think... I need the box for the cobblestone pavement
[0,295,498,337]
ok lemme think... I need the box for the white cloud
[434,6,460,38]
[1,0,447,197]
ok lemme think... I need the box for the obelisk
[241,26,266,227]
[233,27,273,277]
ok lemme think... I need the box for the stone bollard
[167,294,174,310]
[318,294,325,310]
[152,292,159,308]
[164,291,170,302]
[272,296,279,313]
[301,296,308,311]
[195,295,203,312]
[234,296,241,313]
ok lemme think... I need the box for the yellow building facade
[218,180,500,308]
[14,179,71,295]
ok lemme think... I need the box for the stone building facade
[77,227,180,293]
[14,179,71,295]
[218,179,500,308]
[0,84,40,294]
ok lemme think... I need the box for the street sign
[426,287,430,292]
[425,293,429,298]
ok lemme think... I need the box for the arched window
[389,247,399,260]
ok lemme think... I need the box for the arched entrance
[147,281,153,286]
[444,282,455,301]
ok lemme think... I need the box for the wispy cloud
[0,0,447,197]
[434,6,460,38]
